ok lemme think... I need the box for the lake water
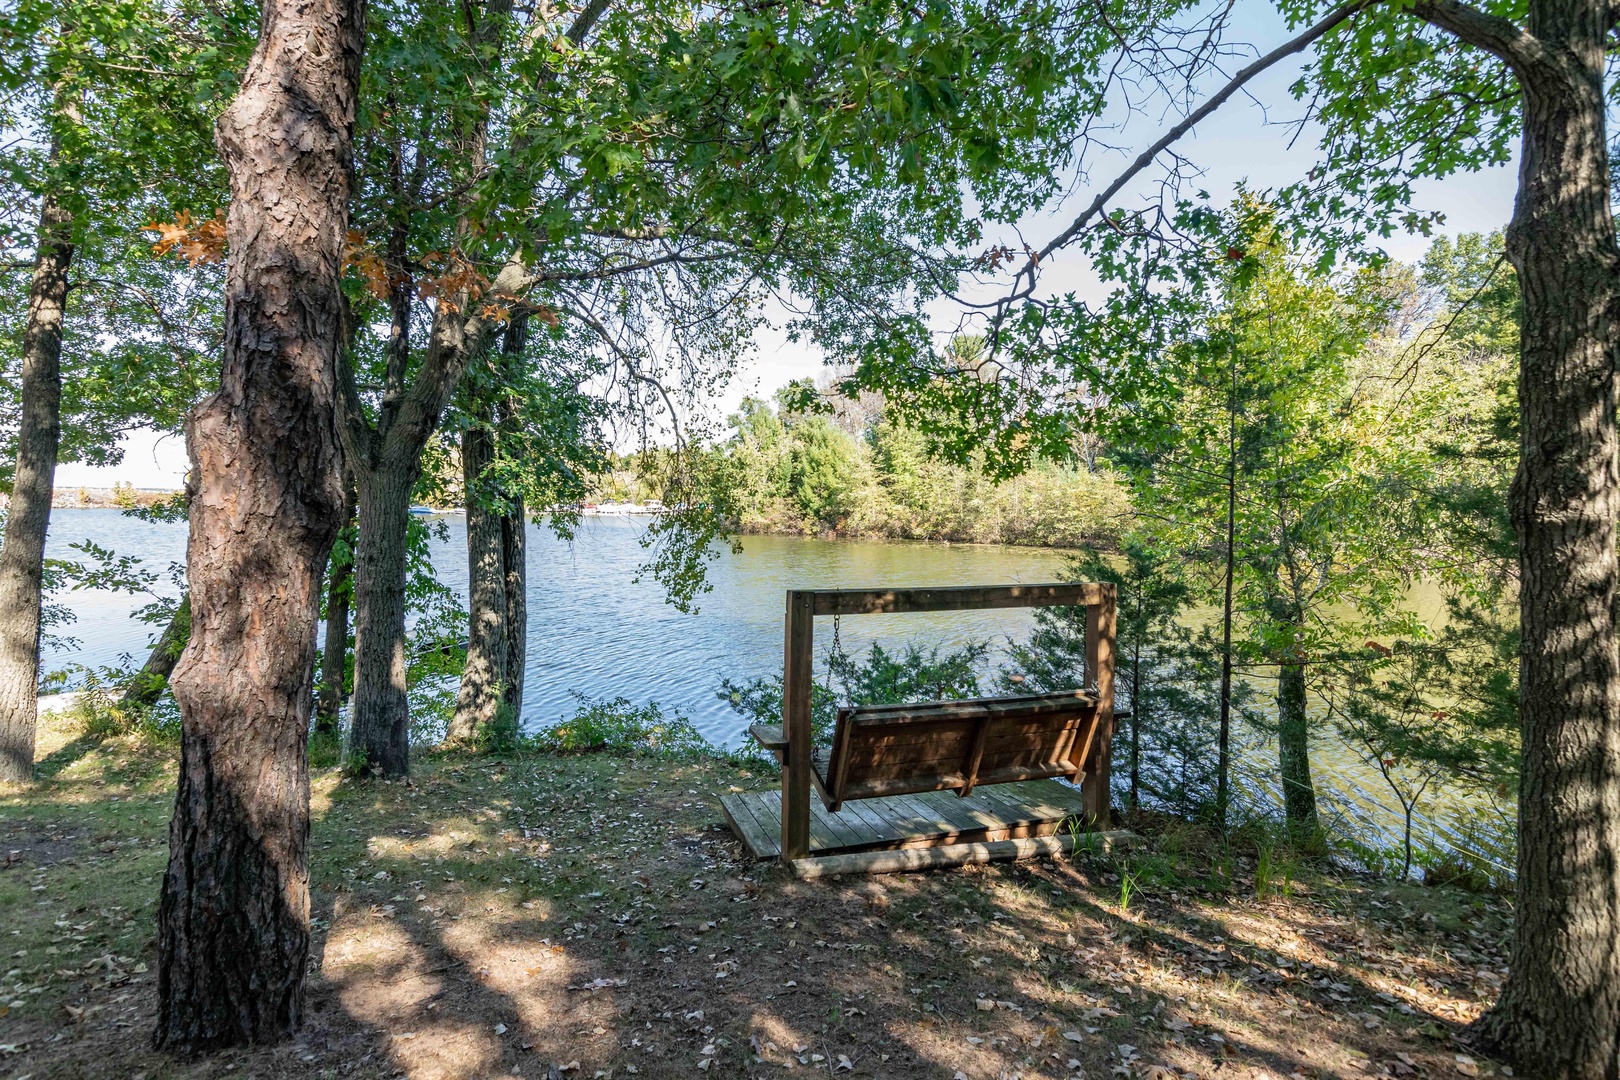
[41,508,1514,871]
[41,510,1071,742]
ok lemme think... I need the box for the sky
[57,2,1521,490]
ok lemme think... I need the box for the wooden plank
[809,796,874,851]
[828,706,856,810]
[847,722,1091,765]
[961,713,990,796]
[964,780,1065,822]
[723,780,1098,860]
[972,781,1082,825]
[864,795,946,845]
[846,727,977,758]
[975,746,1074,772]
[831,797,899,843]
[782,590,816,862]
[721,794,779,858]
[844,771,969,801]
[746,787,863,855]
[792,836,1069,878]
[910,787,1007,832]
[749,790,786,849]
[878,790,970,835]
[850,713,1089,749]
[790,831,1140,879]
[749,723,787,752]
[812,582,1102,616]
[956,784,1032,826]
[762,791,846,855]
[844,690,1097,725]
[850,734,978,763]
[745,792,789,847]
[849,741,1084,779]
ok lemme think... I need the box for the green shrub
[60,683,180,744]
[721,639,989,761]
[531,696,717,761]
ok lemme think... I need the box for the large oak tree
[154,0,363,1049]
[849,0,1620,1069]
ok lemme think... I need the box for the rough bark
[1126,646,1140,810]
[501,493,526,723]
[315,495,355,738]
[122,593,191,710]
[155,0,361,1050]
[1445,0,1620,1071]
[1215,345,1237,831]
[497,322,529,723]
[450,316,532,745]
[0,190,73,783]
[347,461,416,775]
[449,420,508,743]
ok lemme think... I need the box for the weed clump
[526,696,721,761]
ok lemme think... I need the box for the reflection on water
[42,510,1072,740]
[42,508,1513,871]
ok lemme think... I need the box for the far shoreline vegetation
[45,383,1131,549]
[593,374,1130,550]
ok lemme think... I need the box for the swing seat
[750,687,1101,813]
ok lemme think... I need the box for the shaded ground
[1,714,1513,1080]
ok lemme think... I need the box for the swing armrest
[749,723,788,760]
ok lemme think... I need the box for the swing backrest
[811,687,1101,812]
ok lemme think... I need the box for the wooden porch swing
[719,583,1118,878]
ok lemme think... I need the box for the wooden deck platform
[720,778,1088,860]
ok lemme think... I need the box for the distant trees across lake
[595,391,1129,549]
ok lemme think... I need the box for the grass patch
[0,705,1519,1080]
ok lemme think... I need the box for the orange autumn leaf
[343,230,392,300]
[416,250,489,312]
[146,209,226,266]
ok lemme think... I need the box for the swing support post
[774,582,1116,865]
[782,590,816,861]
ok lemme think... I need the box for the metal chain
[822,613,844,700]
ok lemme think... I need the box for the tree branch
[566,0,612,44]
[1034,0,1374,265]
[1407,0,1552,74]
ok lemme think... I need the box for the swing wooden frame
[724,582,1117,868]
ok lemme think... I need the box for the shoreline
[36,486,184,510]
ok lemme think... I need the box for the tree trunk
[1127,646,1140,810]
[0,190,73,783]
[497,327,527,724]
[315,498,355,738]
[1275,660,1317,830]
[347,460,416,776]
[449,421,508,743]
[1215,337,1237,830]
[156,0,361,1050]
[500,497,526,720]
[122,593,191,709]
[451,317,530,745]
[1465,10,1620,1071]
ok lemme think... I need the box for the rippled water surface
[42,509,1070,742]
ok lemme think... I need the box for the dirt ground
[1,717,1515,1080]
